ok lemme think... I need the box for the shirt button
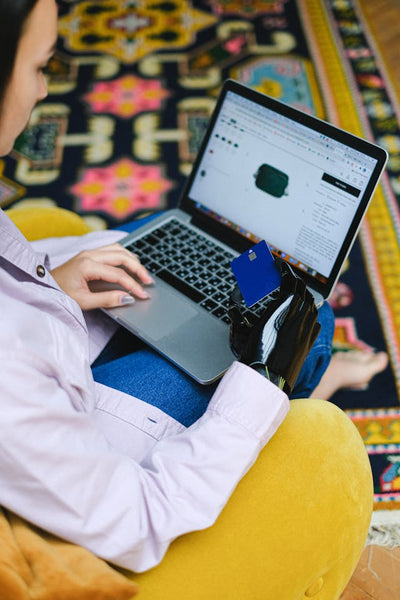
[36,265,46,278]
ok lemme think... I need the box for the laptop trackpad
[111,285,198,341]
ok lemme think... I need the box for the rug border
[300,0,400,401]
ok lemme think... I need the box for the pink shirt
[0,210,289,572]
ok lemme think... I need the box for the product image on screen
[254,164,289,197]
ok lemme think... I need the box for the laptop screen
[183,81,387,294]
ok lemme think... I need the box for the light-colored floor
[339,1,400,598]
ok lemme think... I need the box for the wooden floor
[339,1,400,599]
[340,545,400,599]
[356,0,400,99]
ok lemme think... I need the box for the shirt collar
[0,209,51,278]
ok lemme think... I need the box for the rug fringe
[367,511,400,547]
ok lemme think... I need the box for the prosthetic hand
[228,260,321,395]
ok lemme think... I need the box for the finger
[83,262,151,300]
[294,276,307,299]
[297,305,320,348]
[279,261,299,297]
[76,290,136,311]
[308,321,321,350]
[93,243,136,256]
[110,250,154,285]
[303,286,316,307]
[84,245,154,285]
[284,292,302,321]
[116,253,154,286]
[230,284,243,307]
[309,321,321,347]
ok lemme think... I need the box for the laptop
[103,79,388,384]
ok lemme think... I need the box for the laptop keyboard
[125,218,268,323]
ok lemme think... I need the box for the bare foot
[312,350,389,400]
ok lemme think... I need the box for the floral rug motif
[71,157,173,220]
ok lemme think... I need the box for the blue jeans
[92,216,334,426]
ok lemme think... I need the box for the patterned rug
[1,0,400,511]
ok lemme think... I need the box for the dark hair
[0,0,39,112]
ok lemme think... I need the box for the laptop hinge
[190,213,252,254]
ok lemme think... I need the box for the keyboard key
[146,261,160,273]
[212,306,227,319]
[209,276,222,287]
[157,269,205,304]
[213,291,227,304]
[200,299,218,312]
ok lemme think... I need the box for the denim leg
[92,349,217,427]
[290,301,334,399]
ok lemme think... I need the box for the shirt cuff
[207,361,290,447]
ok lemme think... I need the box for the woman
[0,0,382,597]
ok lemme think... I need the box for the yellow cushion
[133,399,373,600]
[5,206,91,241]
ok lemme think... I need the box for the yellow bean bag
[6,205,91,240]
[133,398,372,600]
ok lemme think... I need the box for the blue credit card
[230,240,281,307]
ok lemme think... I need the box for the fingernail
[141,291,150,299]
[121,295,135,305]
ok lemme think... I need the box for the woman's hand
[229,260,320,395]
[50,243,154,310]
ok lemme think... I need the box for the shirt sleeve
[31,230,129,361]
[30,229,128,269]
[0,354,288,572]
